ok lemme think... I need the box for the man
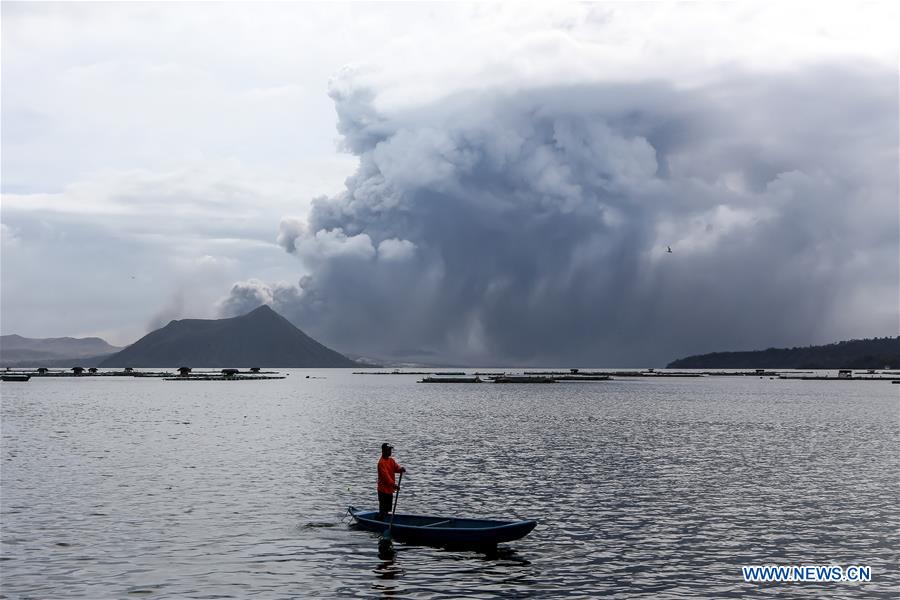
[377,443,406,520]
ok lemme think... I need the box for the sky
[1,2,898,366]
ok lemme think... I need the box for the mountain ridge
[0,334,122,366]
[667,337,900,369]
[98,305,358,368]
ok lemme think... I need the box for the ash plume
[223,65,899,366]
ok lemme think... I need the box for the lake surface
[1,371,898,598]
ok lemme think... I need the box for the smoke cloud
[223,64,898,366]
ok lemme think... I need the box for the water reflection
[475,545,531,566]
[377,538,396,562]
[373,559,403,580]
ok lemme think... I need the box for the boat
[419,376,482,383]
[1,374,31,382]
[347,506,536,547]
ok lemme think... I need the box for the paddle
[381,471,403,541]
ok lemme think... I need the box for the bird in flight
[666,246,673,253]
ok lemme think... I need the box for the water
[1,371,898,598]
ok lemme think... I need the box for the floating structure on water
[779,369,898,382]
[701,369,783,377]
[164,368,286,381]
[491,376,556,384]
[609,370,704,378]
[163,374,286,381]
[354,370,466,375]
[1,366,284,379]
[419,372,611,383]
[419,376,483,383]
[525,369,702,378]
[2,367,175,377]
[1,374,30,382]
[128,371,176,377]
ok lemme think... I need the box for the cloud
[0,161,327,343]
[147,289,187,332]
[294,228,376,264]
[217,279,303,320]
[4,3,897,355]
[0,223,21,248]
[378,238,416,262]
[224,63,898,366]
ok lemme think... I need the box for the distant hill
[667,337,900,369]
[0,334,122,367]
[99,305,358,368]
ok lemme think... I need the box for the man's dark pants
[378,491,394,520]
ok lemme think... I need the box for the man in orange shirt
[377,443,406,520]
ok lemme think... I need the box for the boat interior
[351,509,515,529]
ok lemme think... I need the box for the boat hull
[348,507,536,547]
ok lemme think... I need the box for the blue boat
[347,506,537,547]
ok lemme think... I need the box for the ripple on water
[1,373,898,598]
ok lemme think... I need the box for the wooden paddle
[382,471,403,541]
